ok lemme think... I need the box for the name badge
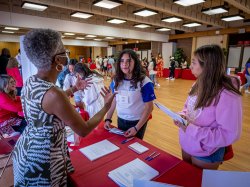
[118,95,129,104]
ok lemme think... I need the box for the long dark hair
[190,45,241,110]
[74,63,103,79]
[114,49,146,90]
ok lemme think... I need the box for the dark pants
[118,117,148,139]
[169,68,175,78]
[16,87,22,96]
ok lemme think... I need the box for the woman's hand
[174,120,188,132]
[100,86,116,109]
[104,121,111,130]
[75,74,92,91]
[124,127,137,137]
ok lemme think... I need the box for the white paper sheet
[128,142,149,154]
[202,170,250,187]
[133,179,181,187]
[79,139,120,161]
[108,158,159,187]
[154,102,187,126]
[109,128,125,135]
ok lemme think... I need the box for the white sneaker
[156,83,160,87]
[245,90,250,94]
[166,77,170,80]
[170,78,175,80]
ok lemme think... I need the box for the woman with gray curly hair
[12,28,116,186]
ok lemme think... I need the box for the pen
[145,151,156,160]
[148,153,160,161]
[121,137,134,144]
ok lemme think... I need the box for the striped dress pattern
[12,76,74,187]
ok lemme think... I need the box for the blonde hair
[7,57,19,68]
[0,75,17,99]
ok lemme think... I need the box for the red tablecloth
[68,122,202,187]
[237,72,246,85]
[181,69,196,80]
[0,135,19,154]
[163,68,182,78]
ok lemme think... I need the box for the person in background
[56,51,71,88]
[174,45,242,169]
[156,53,163,78]
[12,28,115,186]
[104,49,156,139]
[166,56,176,80]
[241,57,250,94]
[74,63,105,118]
[0,48,11,75]
[63,59,84,109]
[15,49,22,68]
[103,56,108,77]
[6,57,23,96]
[148,57,157,86]
[0,75,26,137]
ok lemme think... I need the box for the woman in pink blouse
[0,75,26,137]
[6,57,23,96]
[174,45,242,169]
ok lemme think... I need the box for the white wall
[107,47,116,56]
[162,42,176,68]
[196,35,223,48]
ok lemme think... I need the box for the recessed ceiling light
[106,18,126,24]
[70,12,94,19]
[21,2,48,11]
[174,0,205,7]
[76,37,85,40]
[2,31,14,34]
[221,15,245,22]
[183,22,202,27]
[105,37,114,39]
[86,35,97,38]
[4,27,19,30]
[64,33,75,36]
[161,17,183,23]
[133,8,158,17]
[202,6,228,15]
[94,38,102,41]
[134,24,151,28]
[93,0,122,9]
[156,28,171,31]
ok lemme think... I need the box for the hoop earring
[56,64,64,72]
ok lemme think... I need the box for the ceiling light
[161,17,183,23]
[133,8,158,17]
[105,37,114,39]
[64,33,75,36]
[134,24,151,28]
[76,37,85,40]
[221,15,244,22]
[183,22,201,27]
[174,0,205,6]
[106,18,126,24]
[156,28,171,31]
[70,12,93,19]
[4,27,19,30]
[94,38,102,41]
[93,0,122,9]
[2,31,14,34]
[21,2,48,11]
[202,6,228,15]
[86,35,97,38]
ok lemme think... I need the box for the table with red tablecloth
[68,122,202,187]
[237,72,246,85]
[181,69,196,80]
[163,68,182,78]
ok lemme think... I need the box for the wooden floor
[106,77,250,171]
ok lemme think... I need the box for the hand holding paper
[154,102,187,126]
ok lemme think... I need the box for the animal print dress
[12,76,74,186]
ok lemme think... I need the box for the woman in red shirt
[0,75,26,137]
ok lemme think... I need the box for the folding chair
[0,134,19,179]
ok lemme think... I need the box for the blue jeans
[243,74,250,90]
[149,74,155,85]
[118,117,148,139]
[194,147,225,163]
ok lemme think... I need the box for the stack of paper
[79,139,120,161]
[128,142,149,154]
[109,128,124,135]
[109,158,159,187]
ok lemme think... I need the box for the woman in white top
[74,63,105,118]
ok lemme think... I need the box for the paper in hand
[109,128,125,135]
[154,102,187,126]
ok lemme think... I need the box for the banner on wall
[20,35,37,83]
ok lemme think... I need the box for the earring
[56,64,64,72]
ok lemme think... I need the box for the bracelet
[105,119,112,123]
[134,126,138,132]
